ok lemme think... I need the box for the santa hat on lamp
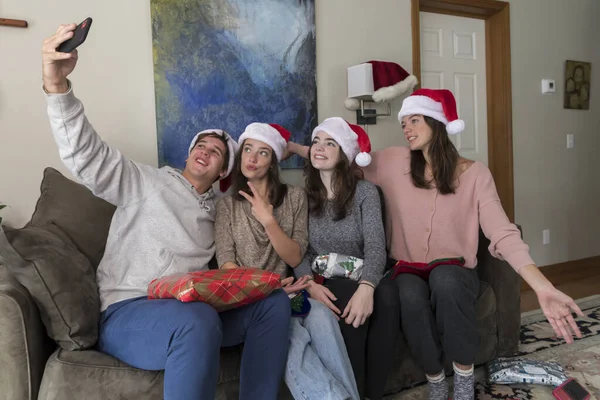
[312,117,372,167]
[345,61,418,111]
[238,122,291,161]
[188,129,239,194]
[397,88,465,135]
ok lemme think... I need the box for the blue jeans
[285,299,360,400]
[96,290,291,400]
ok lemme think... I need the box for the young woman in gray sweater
[292,117,401,400]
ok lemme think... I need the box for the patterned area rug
[388,295,600,399]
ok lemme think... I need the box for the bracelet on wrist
[359,281,375,289]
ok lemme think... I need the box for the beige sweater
[215,185,309,278]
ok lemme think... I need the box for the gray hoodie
[46,87,216,311]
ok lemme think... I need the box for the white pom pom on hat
[355,151,372,167]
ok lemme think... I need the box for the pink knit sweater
[362,146,534,273]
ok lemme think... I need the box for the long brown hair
[410,116,460,194]
[231,140,288,208]
[304,147,363,221]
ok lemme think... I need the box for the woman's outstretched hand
[536,286,584,343]
[520,264,584,344]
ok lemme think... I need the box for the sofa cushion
[28,167,116,269]
[38,347,244,400]
[0,223,99,350]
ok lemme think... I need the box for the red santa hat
[397,88,465,135]
[311,117,372,167]
[346,61,418,110]
[238,123,291,162]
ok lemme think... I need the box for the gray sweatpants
[394,264,480,375]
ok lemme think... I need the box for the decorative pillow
[28,167,116,269]
[0,223,100,350]
[148,267,281,312]
[390,257,466,280]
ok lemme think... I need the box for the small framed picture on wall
[564,60,591,110]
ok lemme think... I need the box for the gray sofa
[0,168,521,400]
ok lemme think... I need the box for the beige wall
[1,0,598,266]
[0,1,158,225]
[508,0,600,266]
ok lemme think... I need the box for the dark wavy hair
[410,116,460,194]
[231,139,288,208]
[304,146,363,221]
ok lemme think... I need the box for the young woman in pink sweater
[286,88,584,400]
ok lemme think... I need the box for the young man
[42,23,291,400]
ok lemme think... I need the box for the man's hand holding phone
[42,24,79,94]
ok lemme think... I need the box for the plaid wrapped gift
[147,267,281,312]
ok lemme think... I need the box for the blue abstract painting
[151,0,317,169]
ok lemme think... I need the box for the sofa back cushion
[28,167,116,269]
[0,223,99,350]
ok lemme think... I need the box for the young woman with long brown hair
[292,117,401,400]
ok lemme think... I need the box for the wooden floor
[520,257,600,313]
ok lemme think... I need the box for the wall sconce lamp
[345,61,418,125]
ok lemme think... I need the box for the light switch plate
[541,79,556,94]
[567,134,574,149]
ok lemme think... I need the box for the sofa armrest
[476,229,521,357]
[0,264,54,400]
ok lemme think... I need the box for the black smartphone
[57,17,92,53]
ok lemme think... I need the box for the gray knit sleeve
[294,244,316,278]
[357,182,387,286]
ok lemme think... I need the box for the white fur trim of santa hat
[399,95,448,124]
[372,74,419,103]
[188,129,238,179]
[238,123,291,162]
[311,117,372,166]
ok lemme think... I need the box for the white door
[420,12,488,165]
